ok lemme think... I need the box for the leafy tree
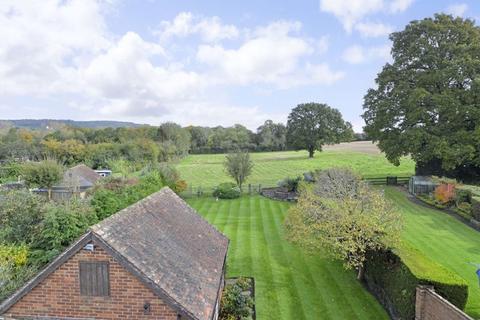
[286,103,350,158]
[107,158,133,178]
[0,190,46,244]
[157,122,191,159]
[257,120,287,151]
[224,151,254,190]
[31,199,98,264]
[362,14,480,180]
[22,160,63,199]
[285,168,402,280]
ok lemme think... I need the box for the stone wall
[415,286,473,320]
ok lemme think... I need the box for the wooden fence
[362,176,411,186]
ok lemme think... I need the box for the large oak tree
[287,103,350,158]
[362,14,480,180]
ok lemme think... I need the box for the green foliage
[362,14,480,179]
[224,151,254,190]
[220,280,254,320]
[364,242,469,319]
[91,171,164,220]
[30,200,98,264]
[472,197,480,220]
[213,182,241,199]
[0,244,37,301]
[285,168,402,278]
[157,122,191,160]
[22,160,63,189]
[0,190,46,244]
[286,103,351,158]
[455,188,473,205]
[256,120,287,151]
[277,176,302,192]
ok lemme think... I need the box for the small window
[79,261,110,296]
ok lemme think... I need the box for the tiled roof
[61,164,100,188]
[91,187,229,320]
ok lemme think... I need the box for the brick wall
[4,241,179,320]
[415,286,474,320]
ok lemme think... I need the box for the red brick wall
[4,241,178,320]
[415,286,474,320]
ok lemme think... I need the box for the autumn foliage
[434,183,456,204]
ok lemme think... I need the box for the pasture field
[187,195,388,320]
[385,187,480,318]
[177,142,415,189]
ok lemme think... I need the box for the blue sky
[0,1,479,131]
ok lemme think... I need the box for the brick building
[0,187,229,320]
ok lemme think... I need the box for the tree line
[0,105,356,169]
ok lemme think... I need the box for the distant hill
[0,119,147,130]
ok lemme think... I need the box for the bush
[278,176,302,192]
[213,183,241,199]
[220,280,254,320]
[31,199,98,264]
[364,242,468,319]
[434,183,456,205]
[91,171,164,220]
[455,188,472,205]
[0,190,46,244]
[0,245,37,301]
[472,197,480,221]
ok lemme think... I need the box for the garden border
[404,188,480,233]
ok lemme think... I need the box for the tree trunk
[48,188,52,201]
[357,265,365,281]
[308,147,315,158]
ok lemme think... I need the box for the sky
[0,1,479,131]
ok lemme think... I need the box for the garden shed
[408,176,438,195]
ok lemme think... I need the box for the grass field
[177,144,415,189]
[385,187,480,318]
[187,195,388,320]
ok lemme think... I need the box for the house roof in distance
[59,164,100,188]
[0,187,229,320]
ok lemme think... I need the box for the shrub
[472,197,480,221]
[278,176,302,192]
[0,245,37,301]
[31,199,98,264]
[213,183,241,199]
[220,281,254,320]
[434,183,456,205]
[91,171,164,220]
[0,190,46,245]
[173,179,188,193]
[457,202,472,216]
[364,241,468,319]
[455,188,472,205]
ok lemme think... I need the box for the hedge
[365,241,468,319]
[472,196,480,221]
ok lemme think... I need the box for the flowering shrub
[434,183,456,205]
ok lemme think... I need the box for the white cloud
[0,0,110,95]
[389,0,414,13]
[445,3,468,17]
[196,21,342,88]
[355,22,393,37]
[342,44,390,64]
[319,0,413,32]
[156,12,239,42]
[0,4,340,129]
[320,0,384,32]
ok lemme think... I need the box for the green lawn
[177,150,414,189]
[385,187,480,318]
[187,195,388,320]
